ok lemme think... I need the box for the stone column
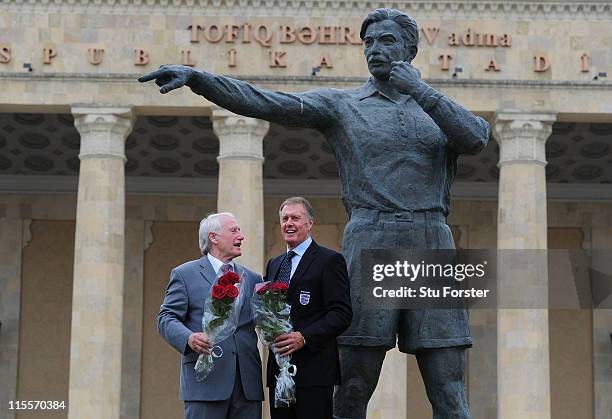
[493,112,556,419]
[213,109,269,419]
[212,108,269,273]
[68,106,134,419]
[0,207,24,419]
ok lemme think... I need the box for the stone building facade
[0,1,611,418]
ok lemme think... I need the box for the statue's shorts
[337,207,472,354]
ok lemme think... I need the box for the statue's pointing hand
[138,65,196,94]
[389,61,423,96]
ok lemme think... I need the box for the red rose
[256,283,269,295]
[225,284,239,299]
[225,272,240,284]
[211,284,226,300]
[270,282,289,294]
[218,275,232,286]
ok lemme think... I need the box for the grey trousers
[184,363,262,419]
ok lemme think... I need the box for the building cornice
[2,0,612,20]
[1,176,611,202]
[1,72,611,91]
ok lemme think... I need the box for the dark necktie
[277,250,297,284]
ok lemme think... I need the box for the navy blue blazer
[265,240,352,387]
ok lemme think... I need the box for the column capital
[492,111,557,166]
[71,106,134,161]
[212,107,269,162]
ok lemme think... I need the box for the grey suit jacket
[157,256,264,402]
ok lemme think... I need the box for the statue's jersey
[196,73,490,216]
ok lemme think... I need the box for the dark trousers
[269,385,333,419]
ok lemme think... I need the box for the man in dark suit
[157,212,264,419]
[265,197,352,419]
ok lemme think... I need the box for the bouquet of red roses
[195,268,245,381]
[252,281,296,407]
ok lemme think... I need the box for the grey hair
[279,197,315,221]
[198,212,235,255]
[360,8,419,56]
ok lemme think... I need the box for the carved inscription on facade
[0,20,601,76]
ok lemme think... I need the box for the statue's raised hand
[389,61,424,96]
[138,65,196,94]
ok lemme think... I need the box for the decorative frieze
[2,0,612,20]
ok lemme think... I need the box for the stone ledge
[2,175,612,202]
[1,72,611,91]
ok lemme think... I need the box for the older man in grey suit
[157,212,264,419]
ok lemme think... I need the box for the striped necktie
[220,263,232,274]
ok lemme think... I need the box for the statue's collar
[356,78,409,104]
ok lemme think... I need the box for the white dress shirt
[287,236,312,280]
[207,253,235,276]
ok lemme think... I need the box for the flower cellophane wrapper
[194,267,246,381]
[252,281,297,408]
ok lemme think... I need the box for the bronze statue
[140,8,489,418]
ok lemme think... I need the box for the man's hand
[138,65,196,94]
[389,61,425,95]
[188,332,213,354]
[274,331,305,357]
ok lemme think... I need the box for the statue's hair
[360,8,419,53]
[198,212,235,255]
[279,197,315,221]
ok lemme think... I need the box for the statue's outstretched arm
[139,65,335,131]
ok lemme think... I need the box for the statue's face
[363,19,414,80]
